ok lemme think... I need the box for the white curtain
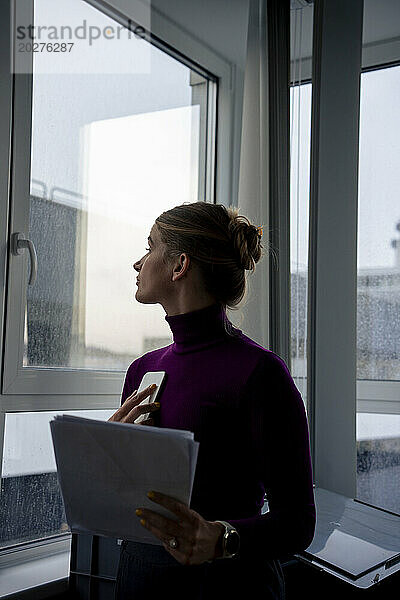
[233,0,270,349]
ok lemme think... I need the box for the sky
[290,67,400,272]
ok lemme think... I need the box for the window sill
[0,537,70,599]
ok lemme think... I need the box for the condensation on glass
[290,3,313,409]
[0,410,113,548]
[24,0,211,372]
[356,65,400,515]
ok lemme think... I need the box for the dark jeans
[114,540,285,600]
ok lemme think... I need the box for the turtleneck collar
[165,302,239,354]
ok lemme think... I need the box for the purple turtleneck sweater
[121,302,315,560]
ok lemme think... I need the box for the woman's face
[133,223,173,305]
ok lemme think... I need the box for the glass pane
[357,66,400,382]
[290,82,311,407]
[290,3,313,408]
[1,410,113,548]
[25,0,210,371]
[356,65,400,514]
[357,414,400,514]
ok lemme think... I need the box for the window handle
[11,232,38,285]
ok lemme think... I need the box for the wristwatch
[214,520,240,559]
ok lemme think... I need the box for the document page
[50,415,199,545]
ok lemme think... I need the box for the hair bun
[227,208,263,271]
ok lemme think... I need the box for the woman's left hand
[136,491,224,565]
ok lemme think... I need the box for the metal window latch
[11,232,38,285]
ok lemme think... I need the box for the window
[4,0,216,397]
[290,82,312,407]
[0,410,113,549]
[1,0,220,557]
[290,3,313,408]
[304,0,400,513]
[356,65,400,514]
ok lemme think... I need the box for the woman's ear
[172,253,190,280]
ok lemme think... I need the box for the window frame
[307,0,364,498]
[0,0,234,408]
[307,0,400,501]
[355,62,400,423]
[0,0,238,585]
[290,65,400,427]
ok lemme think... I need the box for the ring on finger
[168,537,179,549]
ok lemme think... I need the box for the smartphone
[134,371,166,424]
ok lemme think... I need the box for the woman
[110,202,315,599]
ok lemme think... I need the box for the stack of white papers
[50,415,199,545]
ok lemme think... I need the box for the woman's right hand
[108,384,159,426]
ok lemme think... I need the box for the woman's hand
[108,384,159,425]
[135,491,225,565]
